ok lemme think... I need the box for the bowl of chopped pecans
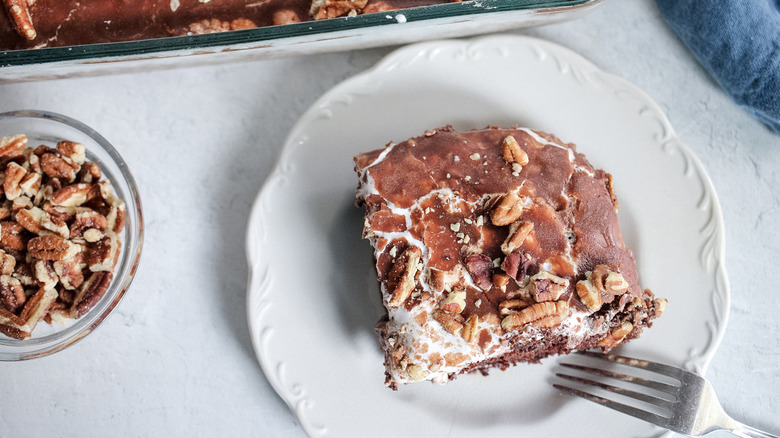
[0,110,143,360]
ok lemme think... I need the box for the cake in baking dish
[353,126,667,389]
[0,0,460,50]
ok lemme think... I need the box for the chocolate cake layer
[0,0,458,50]
[354,126,666,389]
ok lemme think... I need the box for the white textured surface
[0,1,777,437]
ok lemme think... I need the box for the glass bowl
[0,110,143,360]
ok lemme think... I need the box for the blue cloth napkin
[655,0,780,133]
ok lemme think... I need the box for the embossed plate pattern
[246,35,729,438]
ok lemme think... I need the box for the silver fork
[553,351,778,438]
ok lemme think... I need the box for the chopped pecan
[464,254,493,290]
[58,288,75,306]
[45,177,62,191]
[406,364,429,382]
[33,145,56,156]
[86,234,120,272]
[433,310,463,336]
[83,195,109,218]
[0,306,29,340]
[16,207,69,238]
[490,192,524,226]
[362,1,395,13]
[53,258,84,290]
[40,153,78,181]
[0,134,27,158]
[28,235,79,261]
[501,301,570,331]
[598,321,633,348]
[33,184,53,206]
[98,179,122,208]
[110,203,126,233]
[97,180,126,232]
[19,287,58,332]
[4,161,27,200]
[11,195,32,211]
[0,274,25,313]
[576,276,602,311]
[492,272,510,290]
[33,259,58,290]
[530,271,569,302]
[461,314,479,343]
[70,271,113,318]
[78,162,101,183]
[621,294,641,310]
[56,141,86,165]
[19,171,42,197]
[500,220,533,255]
[51,183,93,207]
[0,250,15,275]
[42,178,63,201]
[587,264,629,297]
[43,300,69,325]
[0,304,23,325]
[439,289,466,313]
[427,268,446,292]
[653,297,668,318]
[501,135,529,166]
[589,265,609,293]
[501,251,533,281]
[12,261,34,286]
[23,148,41,173]
[42,203,90,223]
[0,221,26,251]
[70,210,108,239]
[604,271,629,295]
[387,246,421,308]
[498,298,531,316]
[311,0,369,19]
[2,0,37,40]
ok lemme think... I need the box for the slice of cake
[354,126,667,389]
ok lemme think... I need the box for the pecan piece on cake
[2,0,36,40]
[310,0,369,19]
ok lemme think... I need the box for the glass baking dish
[0,0,601,82]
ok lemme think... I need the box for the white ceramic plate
[246,35,729,438]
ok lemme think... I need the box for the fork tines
[553,351,681,426]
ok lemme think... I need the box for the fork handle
[730,421,779,438]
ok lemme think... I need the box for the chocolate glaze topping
[355,126,666,389]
